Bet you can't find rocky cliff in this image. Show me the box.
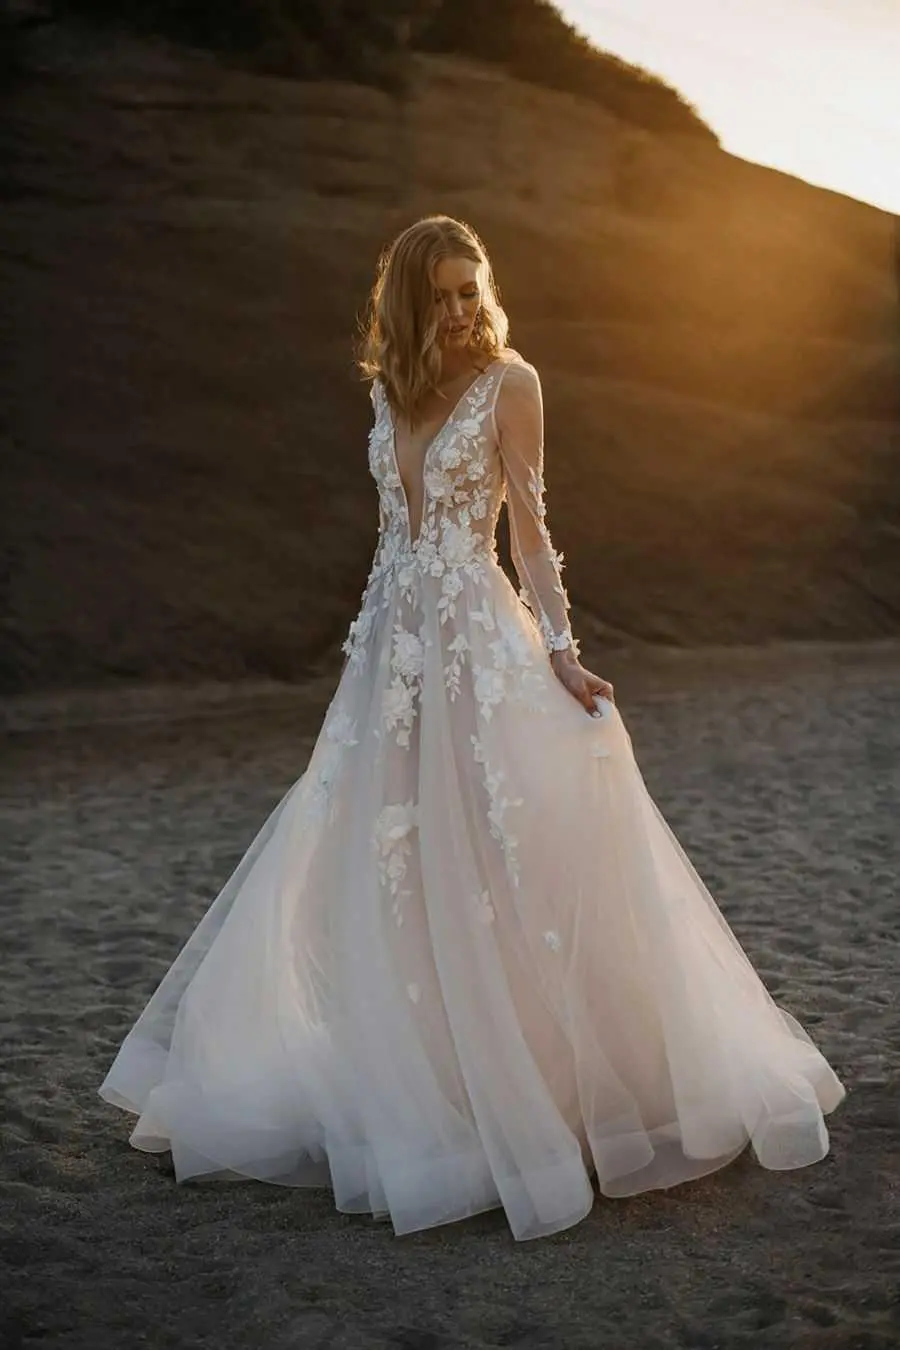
[2,21,898,691]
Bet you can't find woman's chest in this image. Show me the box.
[369,378,502,505]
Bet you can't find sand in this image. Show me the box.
[2,642,899,1349]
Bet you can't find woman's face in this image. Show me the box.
[431,255,481,351]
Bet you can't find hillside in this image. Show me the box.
[1,19,899,693]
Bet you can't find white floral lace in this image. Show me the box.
[306,707,359,823]
[471,732,525,889]
[334,355,581,900]
[372,799,419,927]
[342,356,578,678]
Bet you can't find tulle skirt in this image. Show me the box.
[99,554,846,1240]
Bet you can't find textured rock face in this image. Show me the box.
[2,23,898,692]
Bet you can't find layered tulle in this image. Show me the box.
[99,549,846,1241]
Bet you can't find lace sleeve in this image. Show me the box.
[494,361,579,659]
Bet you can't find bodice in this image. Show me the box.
[367,359,509,573]
[342,352,577,672]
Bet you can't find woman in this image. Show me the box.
[99,215,845,1242]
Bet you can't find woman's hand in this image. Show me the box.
[550,646,615,714]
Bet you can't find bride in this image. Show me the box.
[99,214,846,1242]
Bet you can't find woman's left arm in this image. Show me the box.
[495,361,614,714]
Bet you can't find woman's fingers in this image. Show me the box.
[566,671,594,712]
[580,678,598,712]
[551,658,615,712]
[587,676,615,707]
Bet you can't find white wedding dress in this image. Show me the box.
[99,350,846,1241]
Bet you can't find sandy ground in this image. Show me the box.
[2,642,899,1350]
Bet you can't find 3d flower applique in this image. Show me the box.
[473,663,508,722]
[438,440,463,471]
[589,742,611,759]
[526,463,548,515]
[438,567,466,626]
[444,632,470,699]
[383,619,429,747]
[391,625,425,681]
[470,734,524,886]
[544,623,575,654]
[423,463,455,503]
[325,707,358,748]
[487,636,511,672]
[543,929,562,953]
[455,414,487,442]
[382,677,417,748]
[374,800,418,851]
[442,569,465,600]
[373,801,419,924]
[397,561,418,601]
[305,706,361,822]
[440,519,481,569]
[341,601,376,668]
[470,598,497,633]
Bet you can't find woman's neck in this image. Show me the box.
[438,347,481,384]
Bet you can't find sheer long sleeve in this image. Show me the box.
[495,361,579,659]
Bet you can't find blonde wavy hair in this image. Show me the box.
[357,215,509,426]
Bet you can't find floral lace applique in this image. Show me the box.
[381,620,428,749]
[471,733,524,888]
[346,359,578,706]
[391,371,498,560]
[341,600,376,671]
[341,529,406,673]
[381,678,417,749]
[467,597,549,721]
[306,707,359,823]
[373,799,419,926]
[444,632,470,700]
[470,595,497,634]
[471,663,503,722]
[437,566,464,625]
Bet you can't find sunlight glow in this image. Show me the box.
[557,0,900,215]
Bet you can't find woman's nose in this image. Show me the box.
[446,295,463,319]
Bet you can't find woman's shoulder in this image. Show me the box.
[493,349,541,397]
[493,347,533,370]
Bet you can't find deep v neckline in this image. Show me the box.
[387,359,501,547]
